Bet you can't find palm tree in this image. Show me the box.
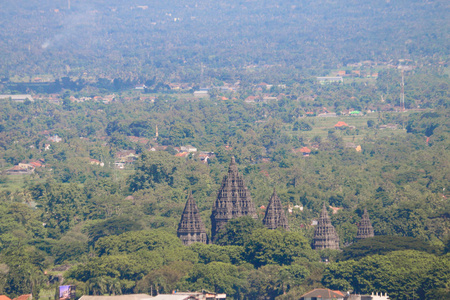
[106,277,122,295]
[88,276,108,295]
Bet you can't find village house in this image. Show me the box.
[300,147,311,157]
[335,121,349,128]
[318,112,337,117]
[317,77,344,84]
[128,136,150,145]
[262,96,278,102]
[299,289,346,300]
[13,294,32,300]
[198,152,215,163]
[47,135,62,143]
[89,159,104,167]
[134,84,146,90]
[244,96,258,103]
[193,90,209,98]
[180,145,197,153]
[5,163,35,175]
[0,94,34,102]
[299,289,389,300]
[149,145,168,151]
[175,152,189,158]
[379,124,398,130]
[0,294,33,300]
[114,150,139,168]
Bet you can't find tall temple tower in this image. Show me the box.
[313,203,340,250]
[263,188,289,230]
[210,157,258,242]
[356,208,374,241]
[177,191,208,245]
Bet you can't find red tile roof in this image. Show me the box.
[300,289,345,300]
[29,161,42,167]
[13,294,32,300]
[300,147,311,153]
[335,121,349,127]
[175,152,189,157]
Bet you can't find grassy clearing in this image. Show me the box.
[0,175,28,192]
[287,113,408,143]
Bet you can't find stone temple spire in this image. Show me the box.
[263,188,289,230]
[177,191,208,246]
[211,157,258,242]
[313,203,340,250]
[356,208,374,241]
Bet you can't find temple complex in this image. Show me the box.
[312,203,340,250]
[356,208,375,241]
[177,191,208,245]
[174,158,371,249]
[210,157,258,242]
[262,188,289,230]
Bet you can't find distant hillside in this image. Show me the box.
[0,0,448,79]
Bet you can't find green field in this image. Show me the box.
[287,112,408,144]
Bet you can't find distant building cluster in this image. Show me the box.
[299,289,389,300]
[4,160,45,175]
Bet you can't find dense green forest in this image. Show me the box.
[0,71,449,298]
[0,0,449,299]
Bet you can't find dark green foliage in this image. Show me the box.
[178,262,248,299]
[135,261,194,295]
[31,182,87,238]
[128,152,180,192]
[0,202,46,250]
[93,230,185,257]
[338,236,438,261]
[323,250,446,300]
[0,246,47,299]
[189,244,245,265]
[293,121,312,131]
[419,254,450,300]
[52,238,88,265]
[215,216,264,246]
[87,217,142,246]
[243,229,319,267]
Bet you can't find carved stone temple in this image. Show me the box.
[356,208,375,241]
[177,191,208,245]
[210,157,258,242]
[262,188,289,230]
[313,203,340,250]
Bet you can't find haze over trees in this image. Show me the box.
[0,0,448,81]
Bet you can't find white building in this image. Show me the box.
[0,94,34,102]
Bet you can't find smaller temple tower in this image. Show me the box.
[356,208,374,241]
[263,188,289,230]
[313,203,340,250]
[177,191,208,245]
